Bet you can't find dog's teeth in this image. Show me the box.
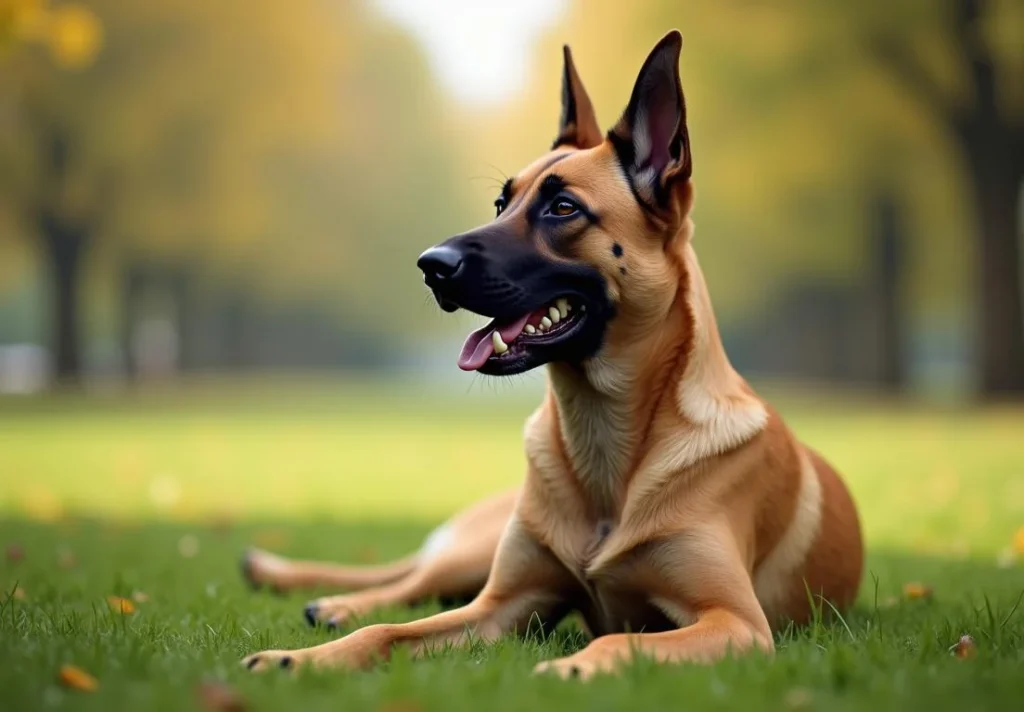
[492,331,509,354]
[525,324,536,334]
[540,316,552,330]
[556,298,569,318]
[548,307,561,324]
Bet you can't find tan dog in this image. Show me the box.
[242,30,863,679]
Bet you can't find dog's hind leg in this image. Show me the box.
[241,548,419,594]
[302,489,517,627]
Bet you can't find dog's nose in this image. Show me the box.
[417,245,464,281]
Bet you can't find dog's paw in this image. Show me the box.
[302,595,361,629]
[240,548,289,594]
[242,649,303,673]
[533,656,605,681]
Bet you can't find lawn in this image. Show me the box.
[1,378,1023,711]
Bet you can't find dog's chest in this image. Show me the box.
[560,520,677,636]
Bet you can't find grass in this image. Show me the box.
[1,378,1023,711]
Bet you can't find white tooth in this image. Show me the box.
[492,331,509,354]
[524,324,536,334]
[541,316,552,330]
[548,307,561,324]
[556,298,569,318]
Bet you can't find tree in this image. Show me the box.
[866,0,1024,396]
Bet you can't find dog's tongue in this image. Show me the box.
[458,314,532,371]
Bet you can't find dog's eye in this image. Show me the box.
[548,198,579,218]
[494,197,507,217]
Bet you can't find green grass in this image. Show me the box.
[1,379,1023,711]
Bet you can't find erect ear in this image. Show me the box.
[552,45,602,150]
[609,30,691,209]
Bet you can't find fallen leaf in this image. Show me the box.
[57,548,77,569]
[902,582,933,600]
[58,664,98,692]
[107,595,136,614]
[784,687,814,710]
[6,544,24,563]
[378,702,424,712]
[951,634,976,659]
[196,681,247,712]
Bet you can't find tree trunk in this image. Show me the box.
[869,192,906,392]
[968,148,1024,397]
[41,223,88,386]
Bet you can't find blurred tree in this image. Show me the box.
[0,1,105,382]
[472,0,1020,396]
[1,0,466,383]
[861,0,1024,396]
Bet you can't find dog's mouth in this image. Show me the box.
[458,297,589,374]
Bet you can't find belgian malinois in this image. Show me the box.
[242,30,863,678]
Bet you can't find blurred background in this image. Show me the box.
[2,0,1023,399]
[0,1,1022,547]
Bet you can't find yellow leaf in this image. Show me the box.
[1013,526,1024,555]
[58,664,98,692]
[902,582,933,600]
[107,595,136,615]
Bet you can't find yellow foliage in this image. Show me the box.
[46,3,102,68]
[58,664,99,692]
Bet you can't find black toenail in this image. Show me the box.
[569,666,581,678]
[246,657,260,670]
[303,603,319,627]
[279,656,293,669]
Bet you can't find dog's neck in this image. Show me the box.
[546,235,767,516]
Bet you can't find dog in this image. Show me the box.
[242,30,863,679]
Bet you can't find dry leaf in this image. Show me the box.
[58,664,98,692]
[57,549,77,569]
[952,634,976,659]
[107,595,136,614]
[784,687,814,710]
[196,681,247,712]
[378,702,424,712]
[6,544,24,563]
[902,582,933,600]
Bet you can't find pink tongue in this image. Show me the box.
[457,314,532,371]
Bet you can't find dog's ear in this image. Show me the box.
[609,30,691,209]
[552,45,602,150]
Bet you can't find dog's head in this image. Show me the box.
[418,31,694,376]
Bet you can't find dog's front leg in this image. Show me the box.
[535,522,774,680]
[243,518,572,672]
